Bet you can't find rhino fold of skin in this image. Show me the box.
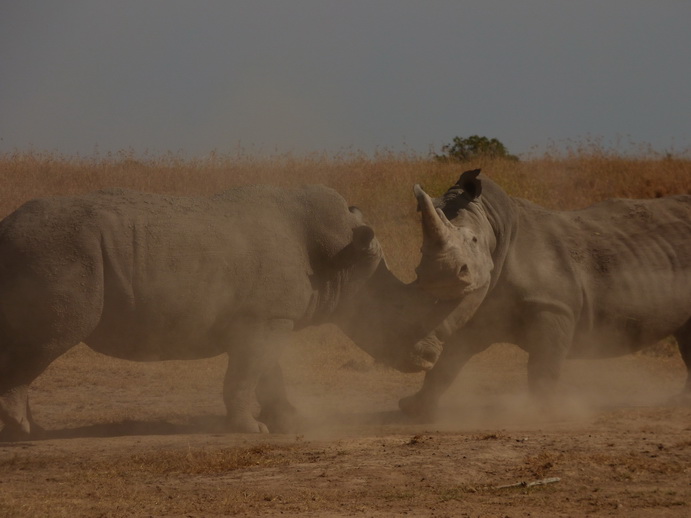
[400,169,691,421]
[0,184,457,438]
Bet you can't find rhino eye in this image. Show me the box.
[472,236,478,243]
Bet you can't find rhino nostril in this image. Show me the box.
[458,264,469,275]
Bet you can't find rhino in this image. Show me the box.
[400,169,691,420]
[0,185,454,439]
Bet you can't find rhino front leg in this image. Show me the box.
[256,362,300,433]
[223,318,294,433]
[400,333,490,422]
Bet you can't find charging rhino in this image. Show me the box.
[401,169,691,420]
[0,185,454,439]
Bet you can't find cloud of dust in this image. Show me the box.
[270,196,690,436]
[431,343,684,432]
[281,336,684,440]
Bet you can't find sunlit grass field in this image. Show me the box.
[2,145,689,281]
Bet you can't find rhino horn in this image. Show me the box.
[414,184,450,247]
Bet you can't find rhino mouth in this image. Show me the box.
[415,276,491,301]
[411,356,437,372]
[393,336,442,373]
[394,359,432,374]
[383,349,438,374]
[420,282,470,300]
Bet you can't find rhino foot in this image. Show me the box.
[0,415,44,442]
[0,422,33,442]
[666,390,691,407]
[399,393,438,423]
[258,402,301,434]
[226,415,270,434]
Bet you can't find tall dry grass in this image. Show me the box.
[1,145,689,279]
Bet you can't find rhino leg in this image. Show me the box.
[672,318,691,404]
[0,385,31,440]
[523,309,574,403]
[399,332,491,422]
[0,338,82,440]
[223,318,294,433]
[0,259,103,439]
[256,362,300,433]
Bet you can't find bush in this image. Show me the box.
[435,135,518,162]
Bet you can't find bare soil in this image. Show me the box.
[1,329,689,517]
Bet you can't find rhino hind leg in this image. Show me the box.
[671,318,691,404]
[0,262,103,439]
[522,308,574,403]
[0,339,82,440]
[0,385,31,441]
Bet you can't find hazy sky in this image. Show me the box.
[2,1,690,158]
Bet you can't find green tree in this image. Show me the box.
[435,135,518,162]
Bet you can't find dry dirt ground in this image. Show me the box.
[1,327,689,517]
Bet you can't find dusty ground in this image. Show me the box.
[1,328,689,517]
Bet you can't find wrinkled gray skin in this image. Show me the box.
[401,169,691,421]
[0,185,453,439]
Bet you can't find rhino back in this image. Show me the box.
[569,195,691,353]
[0,186,353,361]
[503,194,691,356]
[90,188,323,359]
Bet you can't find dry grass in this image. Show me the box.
[1,144,689,280]
[2,416,689,517]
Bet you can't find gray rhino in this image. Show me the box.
[0,185,452,439]
[401,169,691,420]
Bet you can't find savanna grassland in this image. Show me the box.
[0,147,690,517]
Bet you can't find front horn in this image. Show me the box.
[414,184,450,247]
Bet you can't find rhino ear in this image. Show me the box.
[348,205,364,218]
[330,225,378,270]
[348,208,376,250]
[456,169,483,200]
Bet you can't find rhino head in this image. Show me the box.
[384,169,500,354]
[335,257,463,372]
[330,208,459,373]
[413,169,496,301]
[335,174,499,372]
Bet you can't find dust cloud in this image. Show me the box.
[444,341,684,428]
[282,337,686,440]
